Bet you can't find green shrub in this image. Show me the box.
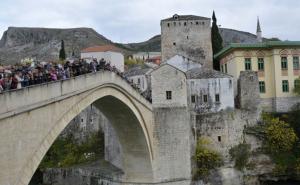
[263,116,298,153]
[194,138,223,179]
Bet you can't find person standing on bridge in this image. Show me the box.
[0,75,3,92]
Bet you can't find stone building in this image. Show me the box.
[161,14,213,69]
[151,55,201,107]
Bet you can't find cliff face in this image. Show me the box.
[0,27,113,64]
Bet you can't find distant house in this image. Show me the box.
[146,56,161,65]
[124,66,152,93]
[81,45,124,72]
[132,52,161,61]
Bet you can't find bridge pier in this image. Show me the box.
[152,107,192,184]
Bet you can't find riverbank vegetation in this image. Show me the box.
[39,131,104,169]
[193,137,223,179]
[247,106,300,176]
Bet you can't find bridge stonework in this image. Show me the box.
[0,71,192,185]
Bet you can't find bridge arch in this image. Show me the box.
[0,72,154,185]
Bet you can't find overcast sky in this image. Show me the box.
[0,0,299,43]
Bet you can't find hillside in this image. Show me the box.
[0,27,115,64]
[120,35,161,52]
[122,28,267,52]
[0,26,271,64]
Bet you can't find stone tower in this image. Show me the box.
[238,71,260,110]
[256,17,262,42]
[161,14,213,69]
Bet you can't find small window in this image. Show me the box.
[81,118,84,122]
[173,42,176,46]
[218,136,221,142]
[90,119,93,123]
[184,22,187,26]
[166,91,172,100]
[196,21,199,25]
[259,81,266,93]
[187,36,189,39]
[225,64,228,73]
[293,56,299,70]
[203,95,208,103]
[215,94,220,102]
[191,22,193,25]
[282,80,289,92]
[191,95,196,103]
[221,65,224,72]
[281,57,288,70]
[167,23,170,27]
[294,79,300,89]
[258,58,264,71]
[244,58,252,70]
[138,78,141,84]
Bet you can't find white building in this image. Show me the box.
[186,68,234,113]
[151,55,234,113]
[124,66,152,93]
[81,45,124,72]
[132,52,161,61]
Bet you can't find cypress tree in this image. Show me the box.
[211,11,223,70]
[59,40,66,60]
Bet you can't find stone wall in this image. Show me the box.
[193,109,259,161]
[152,107,191,184]
[43,164,190,185]
[151,65,187,108]
[161,17,213,69]
[238,71,260,111]
[259,98,275,112]
[275,96,300,112]
[258,94,300,113]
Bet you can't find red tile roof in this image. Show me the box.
[148,56,161,60]
[81,45,121,53]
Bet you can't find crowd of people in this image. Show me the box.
[0,59,145,98]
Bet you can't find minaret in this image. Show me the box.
[256,17,262,42]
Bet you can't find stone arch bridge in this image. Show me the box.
[0,71,191,185]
